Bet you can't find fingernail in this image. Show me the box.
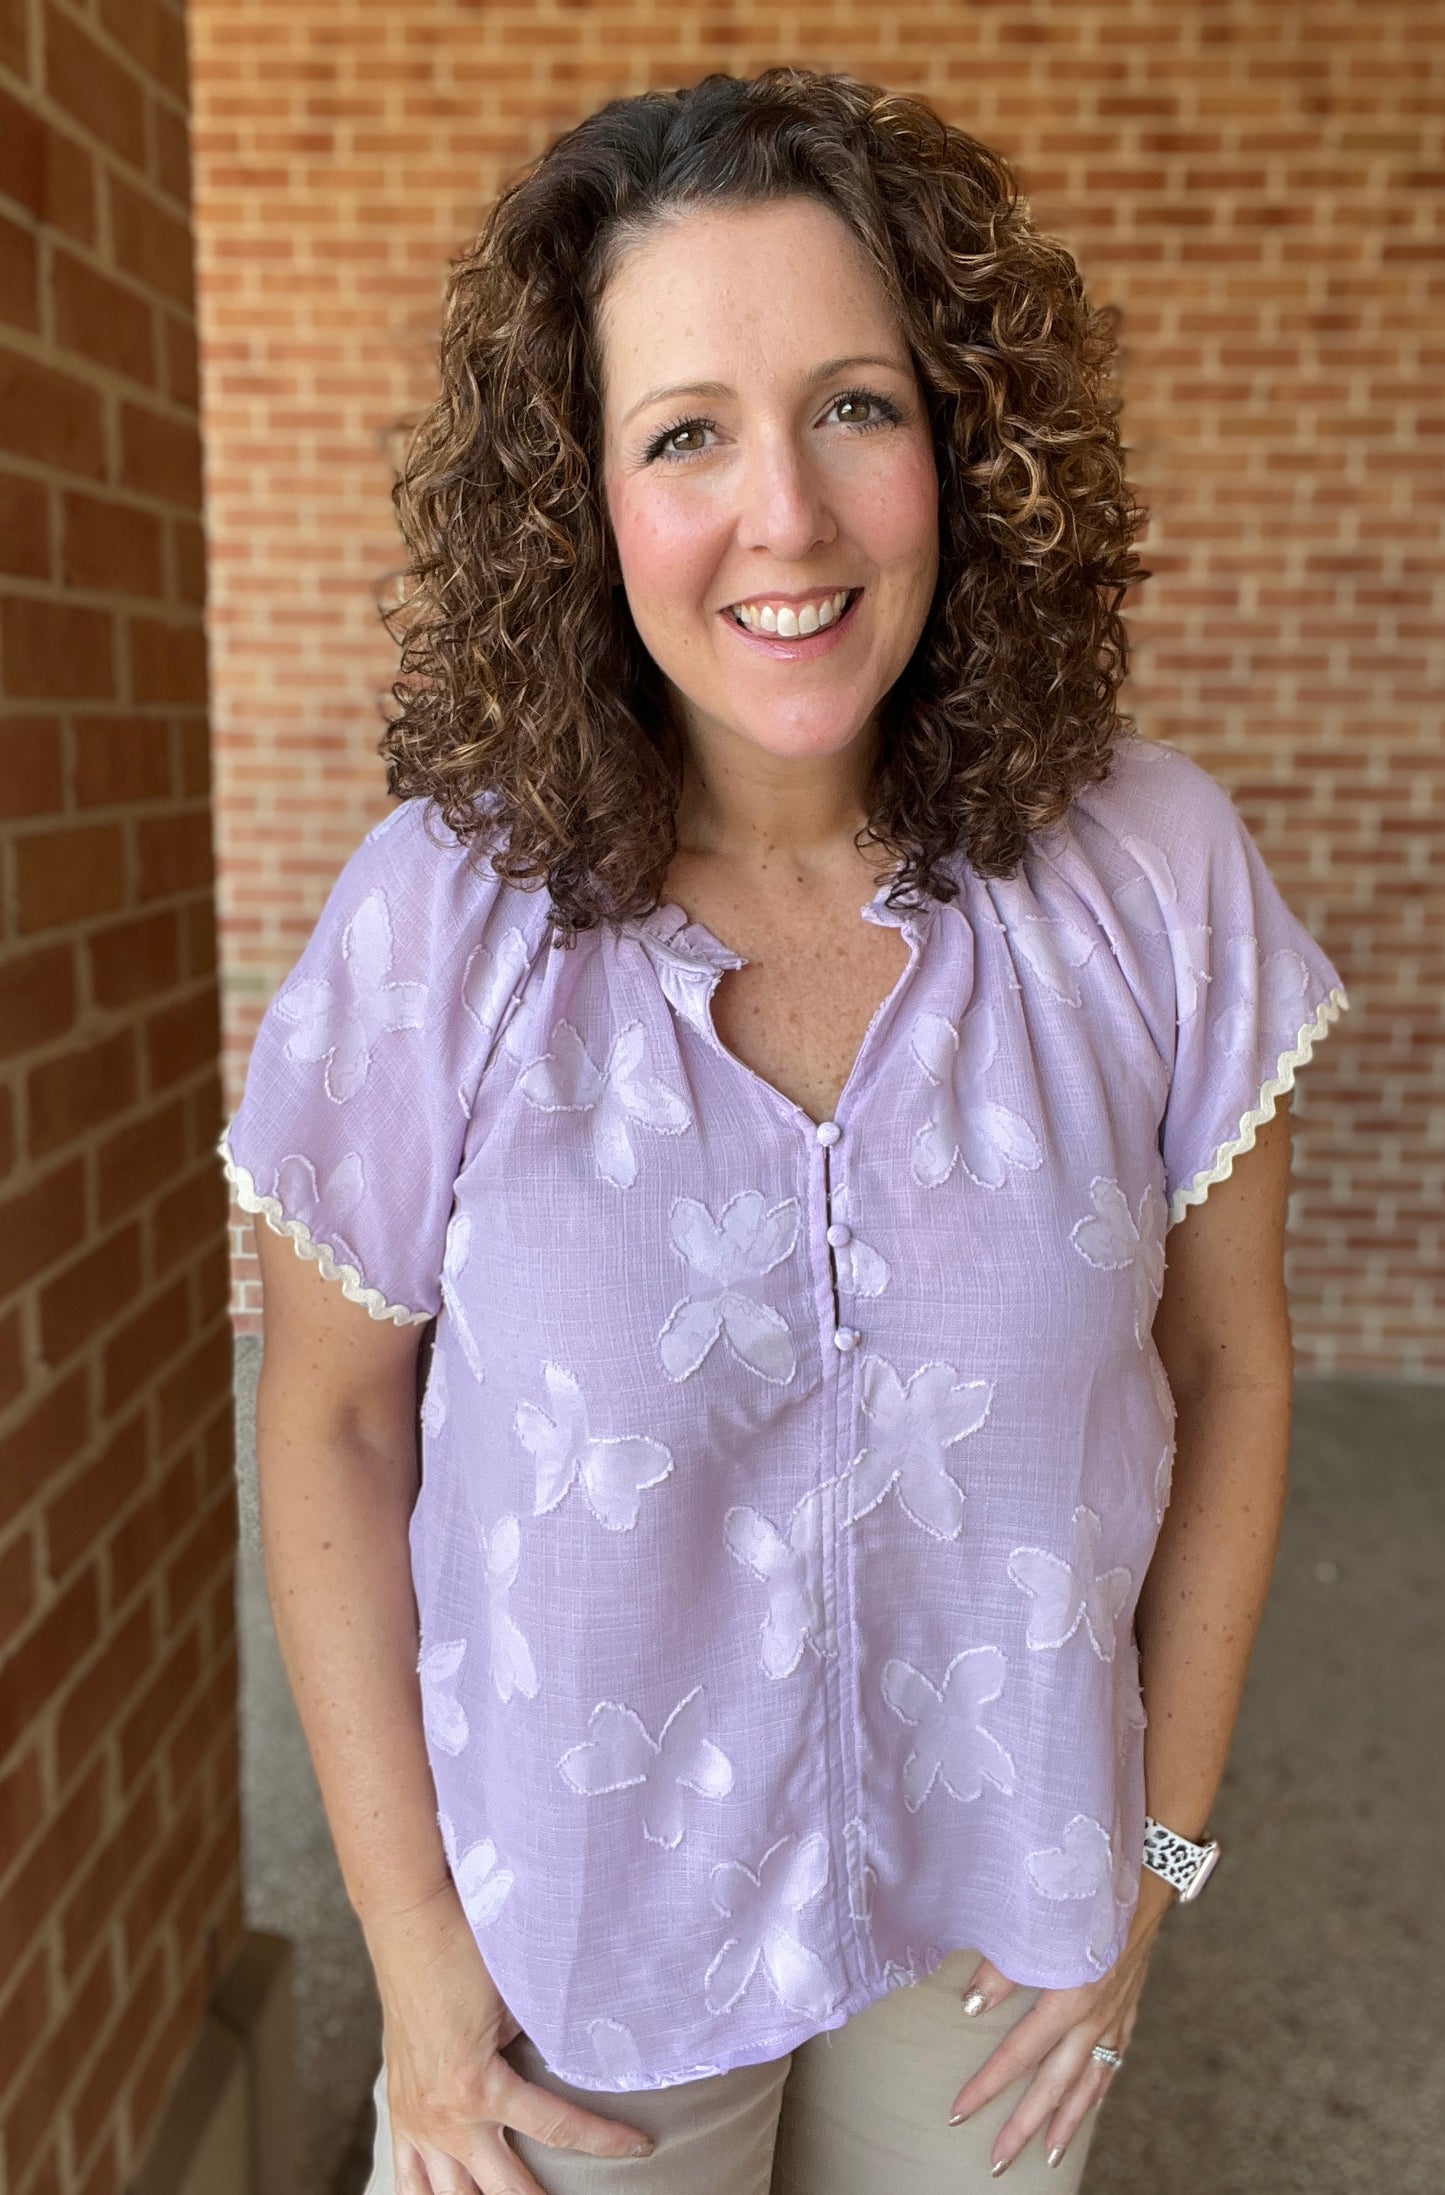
[630,2139,655,2157]
[960,1988,988,2016]
[991,2159,1012,2179]
[948,2108,969,2126]
[1048,2146,1067,2168]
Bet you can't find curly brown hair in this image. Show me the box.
[381,66,1151,942]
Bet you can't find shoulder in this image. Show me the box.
[1066,735,1239,864]
[321,797,553,960]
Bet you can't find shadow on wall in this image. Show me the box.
[232,1343,1443,2195]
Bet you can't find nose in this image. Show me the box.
[734,422,838,562]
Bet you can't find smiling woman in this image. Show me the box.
[220,65,1347,2195]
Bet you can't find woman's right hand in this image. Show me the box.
[364,1879,656,2194]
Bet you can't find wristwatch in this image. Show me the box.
[1142,1814,1222,1901]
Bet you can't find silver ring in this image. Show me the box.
[1091,2043,1125,2068]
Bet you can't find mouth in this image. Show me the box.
[720,587,864,644]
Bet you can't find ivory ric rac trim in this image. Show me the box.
[217,1127,431,1327]
[1168,985,1349,1227]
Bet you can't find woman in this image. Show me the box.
[223,70,1348,2195]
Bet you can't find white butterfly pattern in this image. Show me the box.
[474,1512,538,1704]
[1217,938,1313,1064]
[587,2019,645,2086]
[989,880,1098,1007]
[1070,1177,1167,1348]
[517,1019,692,1189]
[515,1363,674,1532]
[880,1647,1016,1808]
[910,1003,1044,1190]
[419,1339,448,1438]
[441,1211,486,1383]
[557,1686,734,1849]
[658,1191,800,1385]
[438,1810,514,1932]
[418,1638,469,1757]
[842,1355,994,1542]
[1026,1814,1131,1970]
[1115,836,1212,1022]
[704,1833,842,2021]
[1007,1508,1133,1660]
[724,1481,839,1678]
[272,887,427,1104]
[274,1149,365,1272]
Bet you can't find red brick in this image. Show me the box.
[128,615,208,704]
[73,713,171,806]
[177,717,210,799]
[46,1412,148,1586]
[153,101,193,208]
[109,173,195,308]
[43,5,147,169]
[14,821,125,933]
[100,0,190,107]
[108,1448,196,1612]
[0,1522,36,1654]
[136,806,212,898]
[116,1630,198,1798]
[0,469,50,578]
[172,515,205,602]
[0,1301,22,1410]
[64,492,167,597]
[0,1746,47,1900]
[0,1561,100,1759]
[118,402,202,503]
[0,1759,104,2017]
[155,1317,229,1457]
[0,715,64,819]
[154,1162,224,1275]
[101,1277,189,1415]
[1,596,114,699]
[88,907,181,1010]
[0,1157,86,1303]
[3,1931,114,2181]
[164,312,199,407]
[59,1777,160,1987]
[0,206,39,332]
[181,897,218,982]
[0,348,105,477]
[56,1598,157,1785]
[0,1085,13,1180]
[0,940,76,1061]
[96,1093,186,1223]
[0,1943,52,2101]
[144,986,219,1091]
[0,1360,87,1536]
[27,1028,138,1158]
[52,252,156,387]
[0,0,28,75]
[38,1221,143,1373]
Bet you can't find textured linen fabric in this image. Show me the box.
[221,733,1348,2093]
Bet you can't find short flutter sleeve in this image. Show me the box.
[220,801,544,1323]
[1080,741,1349,1229]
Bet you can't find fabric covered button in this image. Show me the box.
[826,1223,852,1248]
[815,1119,841,1145]
[832,1326,861,1352]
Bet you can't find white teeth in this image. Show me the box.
[731,588,854,635]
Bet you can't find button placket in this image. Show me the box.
[814,1119,860,1354]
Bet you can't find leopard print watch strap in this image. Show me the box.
[1142,1814,1222,1900]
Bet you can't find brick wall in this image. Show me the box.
[191,2,1444,1375]
[0,3,243,2190]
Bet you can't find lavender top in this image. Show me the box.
[222,735,1347,2092]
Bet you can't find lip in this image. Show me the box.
[717,588,863,659]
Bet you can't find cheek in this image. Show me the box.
[610,488,720,625]
[857,441,940,580]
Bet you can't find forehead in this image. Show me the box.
[594,197,904,403]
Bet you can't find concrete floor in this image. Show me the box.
[231,1344,1444,2194]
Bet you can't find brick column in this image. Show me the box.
[0,3,244,2190]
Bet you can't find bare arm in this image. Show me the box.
[251,1223,451,1951]
[1137,1097,1298,1846]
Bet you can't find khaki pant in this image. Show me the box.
[363,1950,1106,2193]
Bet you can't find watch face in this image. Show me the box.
[1179,1841,1221,1902]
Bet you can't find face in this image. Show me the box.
[597,197,940,801]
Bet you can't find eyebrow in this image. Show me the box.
[619,353,912,429]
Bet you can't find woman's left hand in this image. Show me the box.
[947,1867,1175,2176]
